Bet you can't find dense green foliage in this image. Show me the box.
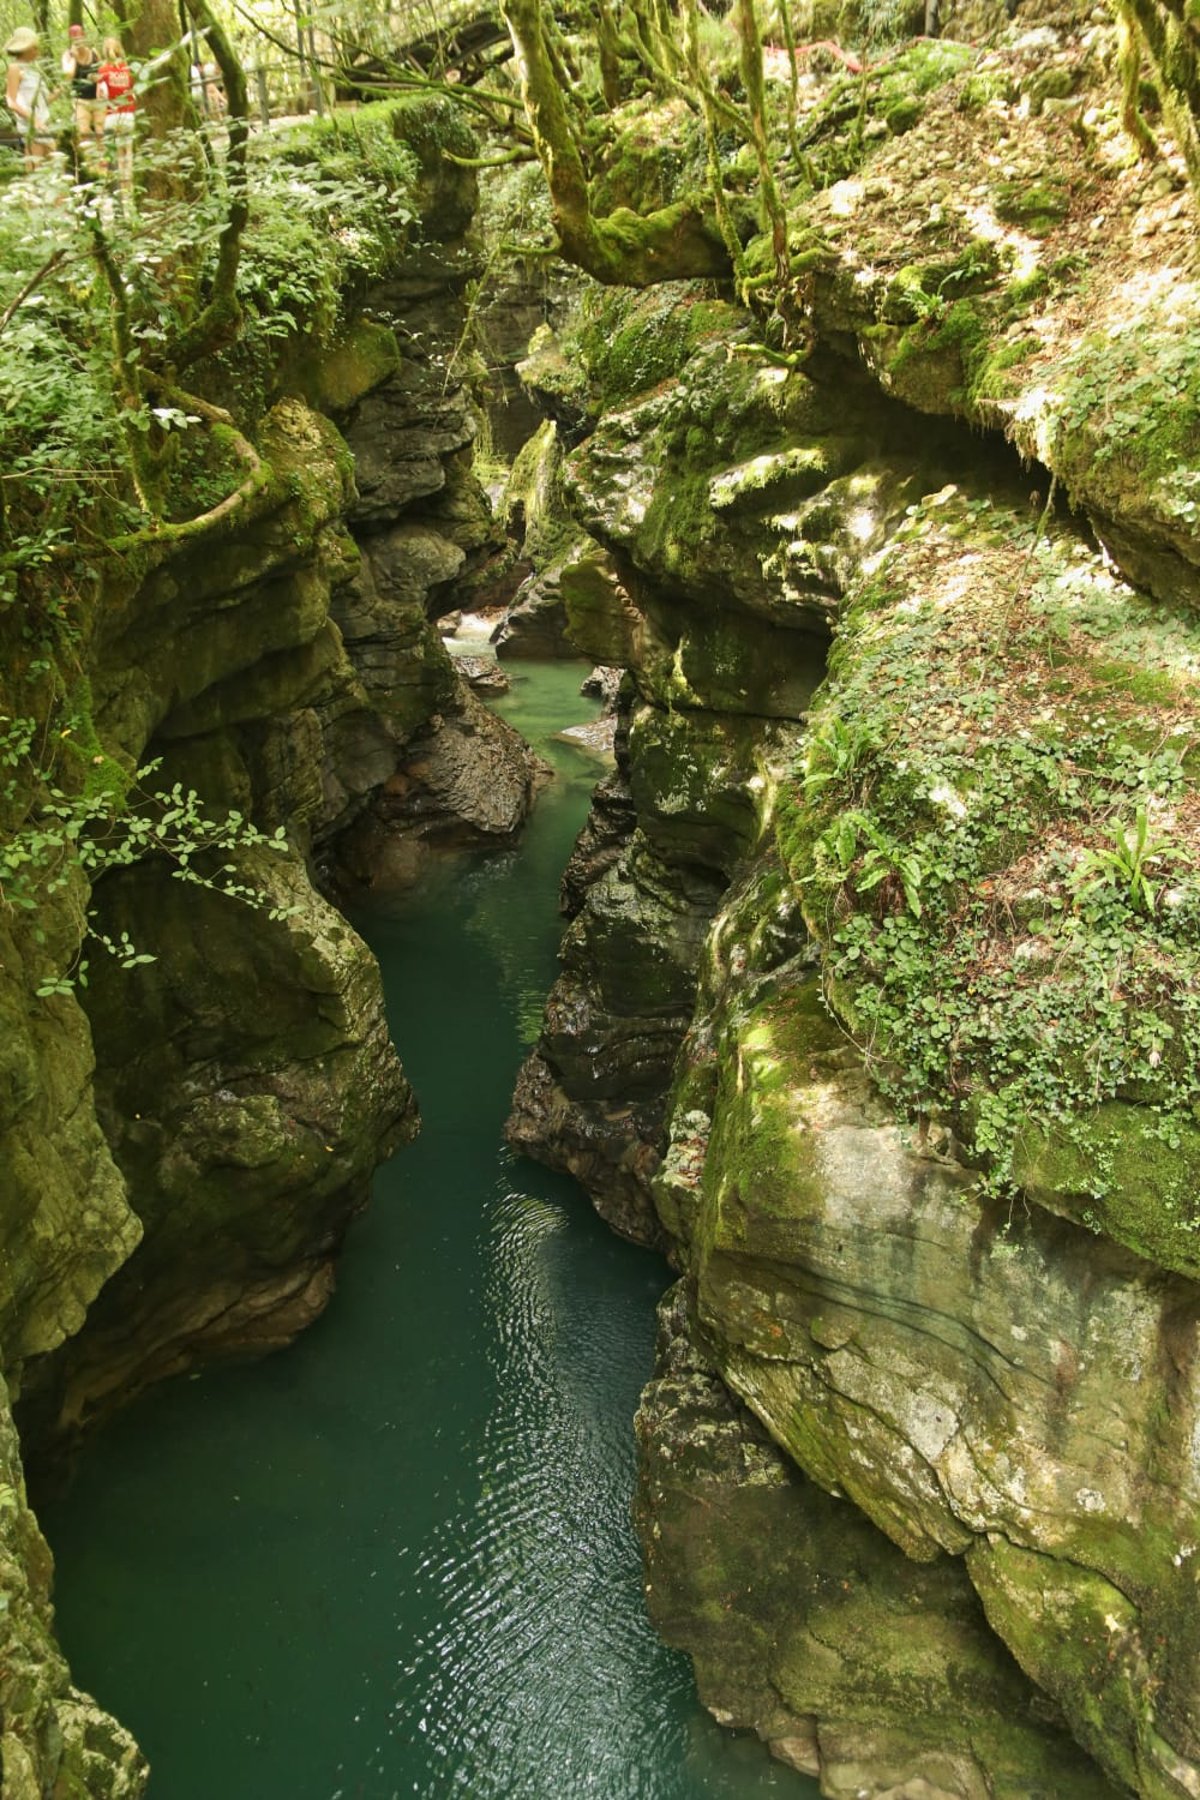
[0,96,428,985]
[784,492,1200,1248]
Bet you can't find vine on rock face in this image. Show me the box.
[0,712,297,997]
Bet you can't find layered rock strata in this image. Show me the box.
[510,27,1200,1784]
[0,97,542,1791]
[636,1289,1124,1800]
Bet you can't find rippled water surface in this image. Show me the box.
[44,660,817,1800]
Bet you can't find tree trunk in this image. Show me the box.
[500,0,730,285]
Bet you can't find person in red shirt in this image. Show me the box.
[95,36,135,201]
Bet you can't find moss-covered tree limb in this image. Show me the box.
[1117,4,1158,157]
[86,217,158,517]
[124,0,191,154]
[443,144,536,168]
[169,0,249,370]
[108,387,268,551]
[682,0,750,286]
[736,0,789,283]
[225,0,526,123]
[1117,0,1200,185]
[500,0,730,285]
[774,0,807,173]
[627,0,686,96]
[596,0,627,107]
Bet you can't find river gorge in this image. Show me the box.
[5,9,1200,1796]
[41,659,812,1799]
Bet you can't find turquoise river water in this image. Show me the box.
[43,660,818,1800]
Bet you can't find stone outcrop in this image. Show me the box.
[636,1290,1124,1800]
[0,1373,146,1800]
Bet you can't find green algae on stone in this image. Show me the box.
[1012,1103,1200,1277]
[661,943,1200,1794]
[992,177,1071,236]
[288,318,402,417]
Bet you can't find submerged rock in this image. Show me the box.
[554,715,616,760]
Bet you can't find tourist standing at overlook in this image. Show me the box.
[61,23,101,151]
[5,27,53,169]
[96,37,135,202]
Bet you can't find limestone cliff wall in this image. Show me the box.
[0,99,546,1792]
[508,16,1200,1796]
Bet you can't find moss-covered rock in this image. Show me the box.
[775,481,1200,1284]
[0,1373,146,1798]
[288,318,402,417]
[636,1290,1123,1800]
[653,908,1200,1796]
[761,22,1200,607]
[563,305,954,703]
[0,918,141,1377]
[22,847,415,1442]
[0,113,500,1798]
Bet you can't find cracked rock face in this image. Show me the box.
[635,1289,1122,1800]
[661,935,1200,1800]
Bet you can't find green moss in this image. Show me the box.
[1025,66,1078,111]
[1004,267,1050,308]
[288,318,400,416]
[627,708,766,875]
[1050,318,1200,540]
[884,298,989,408]
[1012,1103,1200,1275]
[968,1540,1144,1796]
[972,334,1039,404]
[884,97,923,134]
[777,485,1200,1276]
[580,285,742,408]
[504,418,583,570]
[958,67,1018,111]
[992,177,1071,236]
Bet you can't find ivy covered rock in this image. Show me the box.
[781,482,1200,1279]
